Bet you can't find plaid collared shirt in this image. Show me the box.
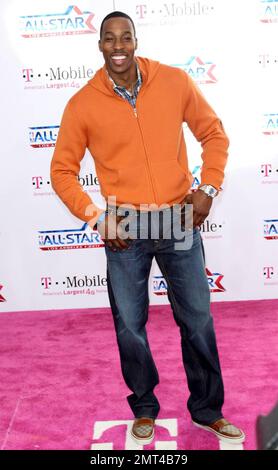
[107,61,142,109]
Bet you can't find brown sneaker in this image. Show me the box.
[131,417,155,445]
[193,418,245,444]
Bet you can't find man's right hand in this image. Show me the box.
[97,213,132,250]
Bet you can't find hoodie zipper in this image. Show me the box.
[131,104,158,204]
[105,86,158,204]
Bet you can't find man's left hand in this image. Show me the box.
[184,190,213,228]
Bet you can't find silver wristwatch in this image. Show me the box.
[198,184,218,198]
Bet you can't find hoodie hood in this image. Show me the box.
[88,56,161,95]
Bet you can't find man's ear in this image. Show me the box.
[98,39,102,52]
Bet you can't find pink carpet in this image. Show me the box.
[0,299,277,450]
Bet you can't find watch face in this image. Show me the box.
[200,185,217,197]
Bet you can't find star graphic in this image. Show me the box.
[185,56,217,83]
[0,284,6,302]
[206,269,225,292]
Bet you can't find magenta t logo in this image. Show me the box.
[22,68,33,82]
[259,54,270,67]
[136,4,147,19]
[41,277,52,289]
[261,164,272,177]
[263,267,274,279]
[32,176,43,189]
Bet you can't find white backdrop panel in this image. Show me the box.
[1,0,277,312]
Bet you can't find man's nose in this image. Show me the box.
[114,37,124,49]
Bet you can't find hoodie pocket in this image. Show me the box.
[116,164,152,205]
[151,159,190,204]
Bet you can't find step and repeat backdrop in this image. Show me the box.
[0,0,277,312]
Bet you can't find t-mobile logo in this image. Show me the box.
[136,4,147,19]
[22,68,34,82]
[263,267,274,280]
[261,164,272,177]
[41,277,52,289]
[91,418,178,450]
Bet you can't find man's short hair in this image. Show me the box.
[99,11,136,38]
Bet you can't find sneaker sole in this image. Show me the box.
[192,421,246,445]
[130,428,155,446]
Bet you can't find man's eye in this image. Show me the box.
[105,37,113,41]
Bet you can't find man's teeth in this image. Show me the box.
[112,55,126,59]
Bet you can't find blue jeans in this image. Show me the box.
[104,206,224,424]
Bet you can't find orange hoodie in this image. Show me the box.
[50,56,229,225]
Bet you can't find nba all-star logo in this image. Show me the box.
[259,0,278,23]
[19,5,97,38]
[264,219,278,239]
[206,269,225,292]
[153,270,225,294]
[191,165,201,189]
[0,284,6,302]
[174,57,217,84]
[153,275,168,295]
[29,125,59,148]
[38,223,104,250]
[262,113,278,135]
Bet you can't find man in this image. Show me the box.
[50,11,245,446]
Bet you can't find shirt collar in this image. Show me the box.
[106,61,142,95]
